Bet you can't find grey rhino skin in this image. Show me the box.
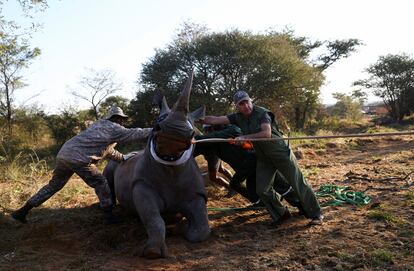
[104,72,210,259]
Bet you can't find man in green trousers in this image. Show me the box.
[200,90,323,226]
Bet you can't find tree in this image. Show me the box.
[315,39,362,71]
[44,107,82,146]
[0,28,41,135]
[354,54,414,121]
[0,0,48,137]
[71,68,123,120]
[13,105,48,144]
[137,23,360,130]
[330,92,363,121]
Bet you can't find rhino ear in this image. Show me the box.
[172,70,194,114]
[189,105,205,123]
[152,90,170,115]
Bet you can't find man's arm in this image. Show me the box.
[236,123,272,140]
[202,116,230,125]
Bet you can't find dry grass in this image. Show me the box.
[1,133,414,270]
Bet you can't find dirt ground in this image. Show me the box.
[1,136,413,271]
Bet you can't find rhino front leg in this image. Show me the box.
[182,195,210,242]
[132,184,167,259]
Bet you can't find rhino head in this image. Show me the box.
[152,71,205,159]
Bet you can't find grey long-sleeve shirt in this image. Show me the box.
[56,119,152,164]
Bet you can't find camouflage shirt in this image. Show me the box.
[56,119,152,164]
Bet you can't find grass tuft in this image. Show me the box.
[367,210,405,225]
[370,249,394,266]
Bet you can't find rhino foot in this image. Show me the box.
[185,226,210,243]
[142,244,168,259]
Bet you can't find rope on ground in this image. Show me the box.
[208,184,371,212]
[315,184,371,207]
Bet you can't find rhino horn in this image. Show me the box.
[189,105,205,123]
[152,91,170,115]
[172,70,194,114]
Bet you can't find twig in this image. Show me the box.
[345,170,414,183]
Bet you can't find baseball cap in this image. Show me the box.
[233,90,251,105]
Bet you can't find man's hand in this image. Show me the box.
[234,136,248,145]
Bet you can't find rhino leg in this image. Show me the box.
[181,195,210,242]
[132,184,167,259]
[102,161,118,205]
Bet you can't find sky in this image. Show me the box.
[4,0,414,113]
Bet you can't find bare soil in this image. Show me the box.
[1,136,413,271]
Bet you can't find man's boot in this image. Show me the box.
[269,207,292,227]
[103,207,122,225]
[11,203,33,223]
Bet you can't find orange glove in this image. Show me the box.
[241,141,253,150]
[228,138,253,150]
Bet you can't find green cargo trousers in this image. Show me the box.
[256,149,321,221]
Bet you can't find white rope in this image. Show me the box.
[193,130,414,144]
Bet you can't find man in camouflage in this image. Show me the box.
[200,91,323,226]
[11,106,152,224]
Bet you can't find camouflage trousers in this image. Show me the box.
[27,159,113,209]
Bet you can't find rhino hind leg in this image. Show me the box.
[182,195,210,242]
[132,184,167,259]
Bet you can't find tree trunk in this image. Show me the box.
[5,84,12,136]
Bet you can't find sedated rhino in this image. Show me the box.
[104,72,210,259]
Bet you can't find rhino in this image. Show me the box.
[103,72,210,259]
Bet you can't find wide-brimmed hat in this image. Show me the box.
[105,106,128,119]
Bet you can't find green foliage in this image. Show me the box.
[369,249,394,266]
[136,23,360,130]
[355,54,414,121]
[0,25,41,135]
[316,39,363,71]
[307,114,369,134]
[99,95,130,117]
[365,126,398,134]
[127,90,157,128]
[12,106,49,146]
[44,108,83,146]
[329,92,364,121]
[367,210,405,225]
